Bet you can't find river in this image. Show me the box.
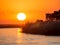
[0,28,60,45]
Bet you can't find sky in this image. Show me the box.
[0,0,60,24]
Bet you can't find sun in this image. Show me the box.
[17,13,26,21]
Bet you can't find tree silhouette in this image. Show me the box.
[46,10,60,21]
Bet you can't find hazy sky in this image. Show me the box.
[0,0,60,24]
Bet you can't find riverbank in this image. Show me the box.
[22,21,60,36]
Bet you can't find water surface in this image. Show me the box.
[0,28,60,45]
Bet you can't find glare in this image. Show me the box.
[17,13,26,21]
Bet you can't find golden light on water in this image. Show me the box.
[17,28,23,37]
[17,28,23,43]
[18,28,22,33]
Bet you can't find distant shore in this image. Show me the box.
[0,24,22,28]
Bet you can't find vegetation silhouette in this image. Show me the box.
[22,10,60,36]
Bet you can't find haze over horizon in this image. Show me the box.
[0,0,60,24]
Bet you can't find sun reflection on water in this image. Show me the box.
[17,28,23,43]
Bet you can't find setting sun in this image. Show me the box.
[17,13,26,21]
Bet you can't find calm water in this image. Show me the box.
[0,28,60,45]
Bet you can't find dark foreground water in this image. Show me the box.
[0,28,60,45]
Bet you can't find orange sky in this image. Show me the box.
[0,0,60,24]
